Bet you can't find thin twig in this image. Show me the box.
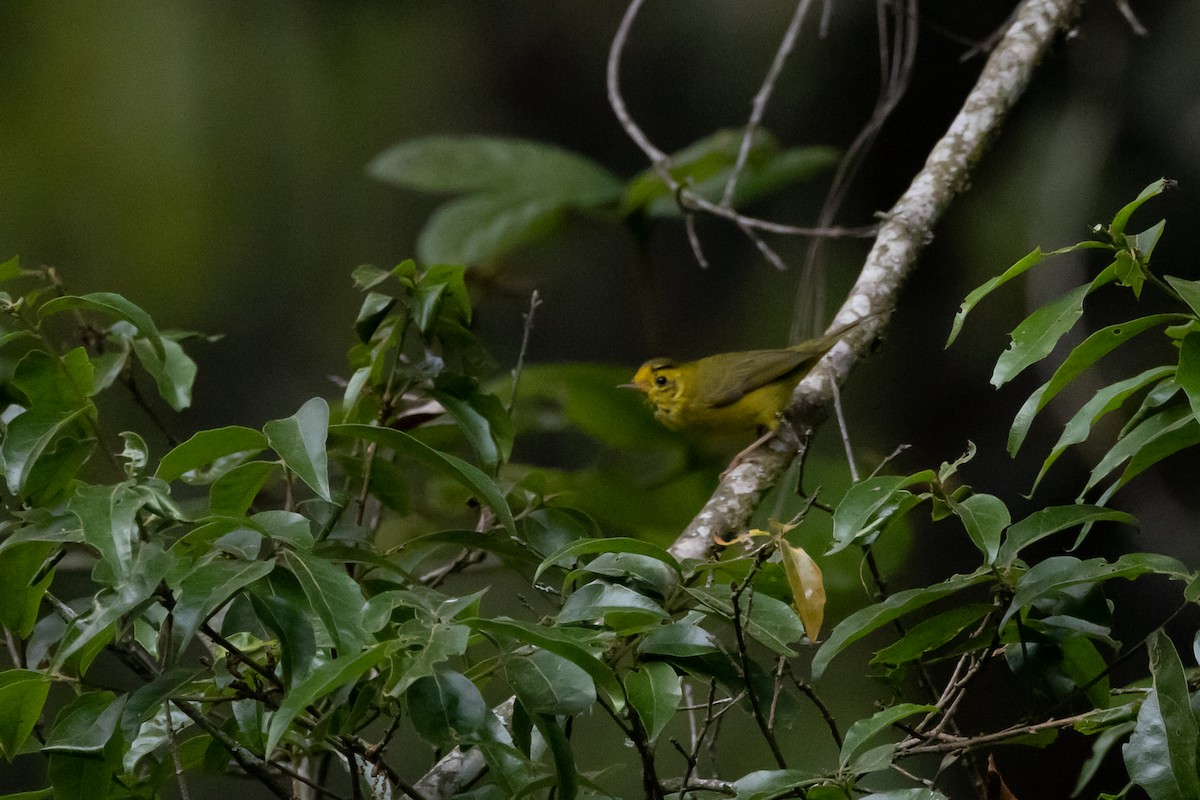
[507,289,542,415]
[721,0,816,207]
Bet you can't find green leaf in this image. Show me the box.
[1082,406,1196,497]
[2,407,92,497]
[1176,331,1200,424]
[624,662,681,744]
[828,471,935,555]
[840,703,938,770]
[1003,554,1189,627]
[1165,274,1200,318]
[368,136,622,201]
[248,590,317,688]
[264,643,392,758]
[263,397,332,502]
[431,383,514,472]
[131,335,197,411]
[997,505,1138,566]
[402,529,540,575]
[870,604,994,668]
[12,348,94,411]
[1008,314,1187,455]
[169,559,274,657]
[1123,631,1200,800]
[44,692,125,755]
[558,580,669,630]
[465,617,623,712]
[46,753,113,800]
[155,426,269,483]
[0,254,20,282]
[40,292,165,360]
[992,283,1090,388]
[417,194,566,266]
[0,542,56,637]
[0,670,50,760]
[505,648,596,716]
[685,586,805,657]
[208,460,278,514]
[812,568,991,679]
[948,248,1049,347]
[638,620,721,658]
[330,423,516,536]
[405,668,488,747]
[947,492,1008,564]
[534,537,680,584]
[278,548,372,655]
[1110,178,1170,239]
[532,713,579,800]
[1030,367,1175,495]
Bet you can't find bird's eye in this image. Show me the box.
[654,375,668,387]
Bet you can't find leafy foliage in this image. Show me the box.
[3,177,1200,800]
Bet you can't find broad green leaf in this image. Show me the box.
[1082,406,1195,497]
[0,789,54,800]
[624,662,681,744]
[1123,631,1199,800]
[812,568,991,679]
[1102,419,1200,503]
[505,649,596,716]
[1008,314,1186,455]
[263,397,332,502]
[686,586,805,656]
[169,559,274,657]
[278,548,372,655]
[117,431,148,477]
[465,617,623,712]
[131,336,197,411]
[44,692,125,755]
[870,604,994,668]
[432,383,514,472]
[534,537,680,584]
[573,551,679,598]
[947,492,1008,565]
[46,753,113,800]
[155,426,268,483]
[119,666,201,739]
[1073,722,1138,796]
[12,348,94,411]
[0,670,50,760]
[828,471,935,554]
[2,407,91,497]
[1176,331,1200,424]
[997,505,1138,566]
[1031,367,1174,495]
[369,136,622,201]
[638,620,721,658]
[1165,274,1200,318]
[558,580,668,632]
[405,668,488,747]
[0,541,55,637]
[248,590,317,688]
[40,292,165,360]
[417,194,565,267]
[386,620,470,697]
[1060,635,1110,709]
[840,703,938,770]
[991,283,1090,388]
[264,643,392,757]
[330,423,516,536]
[208,460,278,514]
[1109,178,1169,239]
[67,482,150,582]
[0,254,20,281]
[1002,554,1189,627]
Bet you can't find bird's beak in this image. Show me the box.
[618,382,646,392]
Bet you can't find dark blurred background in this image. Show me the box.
[2,1,1198,797]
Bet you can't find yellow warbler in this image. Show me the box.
[622,318,866,434]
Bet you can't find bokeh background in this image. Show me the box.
[2,1,1199,797]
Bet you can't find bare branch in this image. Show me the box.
[669,0,1086,562]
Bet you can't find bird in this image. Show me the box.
[622,316,869,441]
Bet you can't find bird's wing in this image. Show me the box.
[693,349,815,408]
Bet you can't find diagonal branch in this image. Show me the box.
[668,0,1087,562]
